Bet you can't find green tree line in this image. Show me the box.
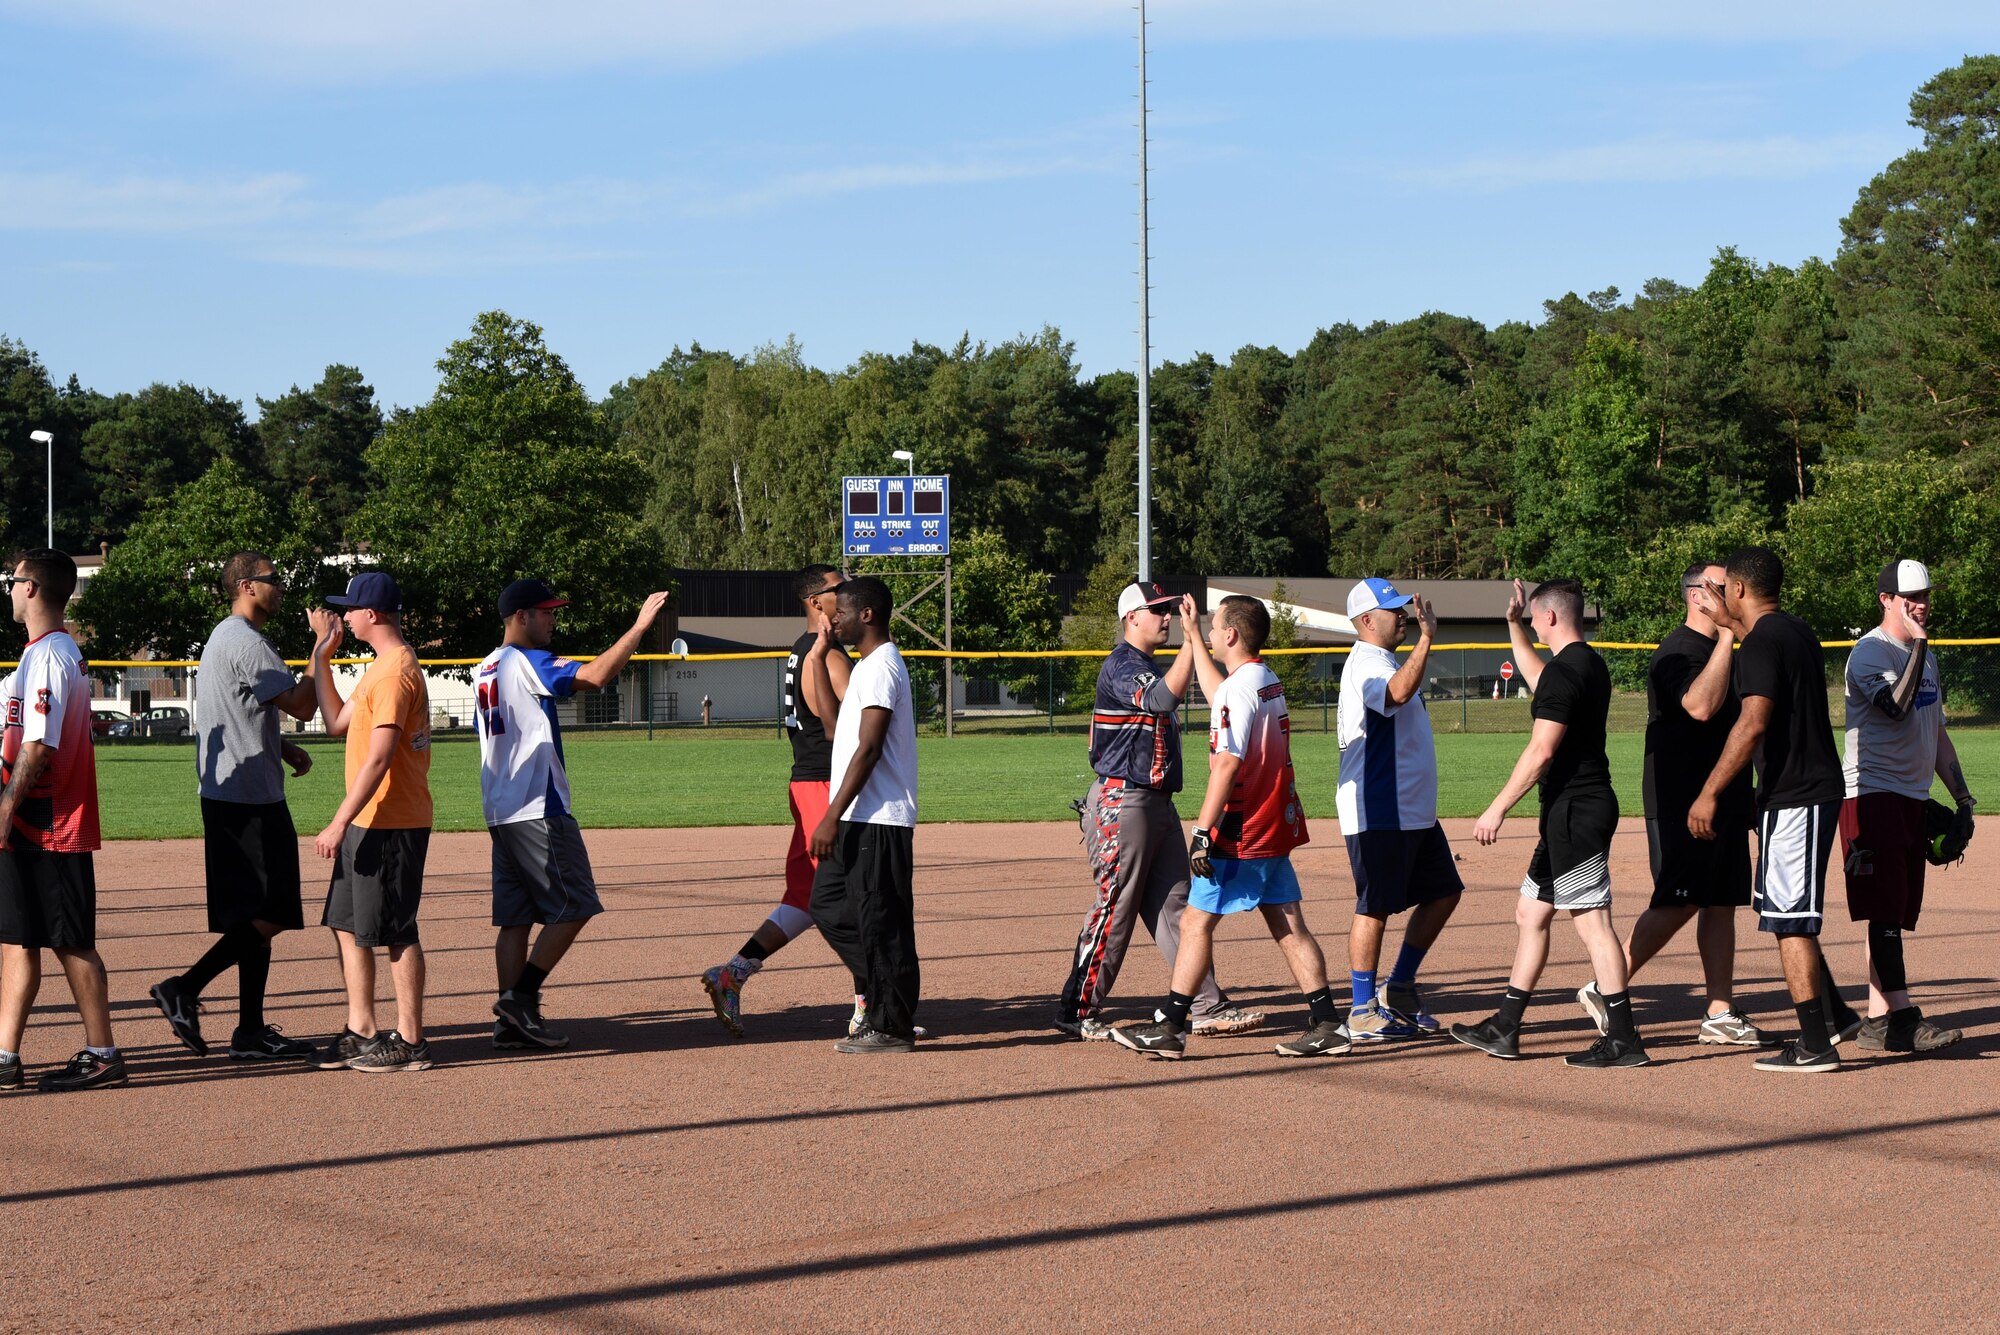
[3,56,1996,661]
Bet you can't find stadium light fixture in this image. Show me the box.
[891,449,915,477]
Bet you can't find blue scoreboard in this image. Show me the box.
[843,474,950,557]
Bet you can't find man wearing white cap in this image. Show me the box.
[1054,580,1261,1040]
[1335,578,1461,1040]
[1839,558,1974,1053]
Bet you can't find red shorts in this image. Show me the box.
[783,780,833,911]
[1839,792,1927,930]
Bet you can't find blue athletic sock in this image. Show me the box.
[1350,970,1376,1010]
[1388,943,1428,988]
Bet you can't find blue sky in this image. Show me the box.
[1,1,1994,414]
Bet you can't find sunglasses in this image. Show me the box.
[241,574,284,588]
[0,575,33,593]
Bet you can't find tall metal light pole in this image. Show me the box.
[1135,0,1153,583]
[29,430,53,549]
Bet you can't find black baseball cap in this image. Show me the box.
[499,578,570,618]
[324,572,402,613]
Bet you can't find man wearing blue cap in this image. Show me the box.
[475,578,669,1050]
[1336,578,1461,1041]
[306,572,436,1073]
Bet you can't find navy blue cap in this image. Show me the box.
[499,578,570,618]
[324,571,402,613]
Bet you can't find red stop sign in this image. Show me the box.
[1500,661,1515,681]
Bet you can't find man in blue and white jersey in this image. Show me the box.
[1335,578,1461,1040]
[475,579,668,1050]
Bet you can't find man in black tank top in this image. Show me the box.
[700,565,869,1036]
[1452,578,1648,1068]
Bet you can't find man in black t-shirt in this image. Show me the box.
[700,564,868,1036]
[1452,578,1648,1068]
[1575,560,1773,1048]
[1691,546,1862,1074]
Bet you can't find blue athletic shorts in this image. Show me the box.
[1189,855,1302,915]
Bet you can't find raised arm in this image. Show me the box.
[271,658,321,723]
[1178,596,1226,704]
[1505,579,1549,692]
[307,608,355,736]
[1681,627,1735,722]
[1385,596,1437,707]
[1473,717,1567,845]
[575,591,671,693]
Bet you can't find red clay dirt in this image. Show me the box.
[5,818,1998,1333]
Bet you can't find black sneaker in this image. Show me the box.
[492,1020,532,1050]
[834,1027,917,1054]
[229,1025,316,1061]
[150,977,208,1056]
[1856,1014,1891,1051]
[347,1030,434,1073]
[1753,1040,1840,1073]
[1110,1019,1186,1060]
[493,992,570,1050]
[315,1028,376,1070]
[0,1052,21,1091]
[1450,1016,1521,1059]
[1885,1005,1962,1053]
[38,1049,129,1092]
[1275,1020,1352,1058]
[1564,1034,1651,1069]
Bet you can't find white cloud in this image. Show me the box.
[0,170,310,231]
[3,0,1994,83]
[1400,131,1911,192]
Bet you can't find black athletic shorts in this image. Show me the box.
[323,825,429,948]
[1645,816,1752,910]
[1345,825,1464,917]
[0,840,97,950]
[1520,789,1618,911]
[202,797,305,933]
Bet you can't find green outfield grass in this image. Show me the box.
[92,728,2000,841]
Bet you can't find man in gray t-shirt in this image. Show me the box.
[1837,558,1976,1054]
[148,552,324,1063]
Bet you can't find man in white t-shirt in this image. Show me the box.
[475,579,668,1050]
[1335,578,1461,1041]
[803,576,921,1053]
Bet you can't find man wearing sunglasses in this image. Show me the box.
[0,549,123,1092]
[149,553,324,1063]
[1055,580,1260,1041]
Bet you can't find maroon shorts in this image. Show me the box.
[1839,792,1927,930]
[782,780,833,911]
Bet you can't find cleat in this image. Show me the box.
[1450,1016,1521,1060]
[1576,980,1609,1037]
[1754,1040,1840,1073]
[834,1027,915,1054]
[1699,1010,1779,1047]
[1111,1020,1187,1060]
[228,1025,315,1061]
[493,992,571,1050]
[1190,1006,1265,1037]
[150,977,208,1057]
[1275,1020,1352,1058]
[1564,1034,1651,1068]
[37,1049,128,1092]
[347,1030,433,1073]
[315,1028,377,1070]
[1385,983,1440,1034]
[1344,998,1418,1042]
[701,965,744,1037]
[1054,1015,1117,1041]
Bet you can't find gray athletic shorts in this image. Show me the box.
[323,826,429,948]
[490,814,603,927]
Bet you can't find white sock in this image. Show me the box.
[0,1050,16,1063]
[87,1045,118,1059]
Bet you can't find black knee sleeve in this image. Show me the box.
[1869,921,1908,993]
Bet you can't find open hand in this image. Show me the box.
[1413,595,1438,640]
[635,590,671,630]
[1506,579,1527,622]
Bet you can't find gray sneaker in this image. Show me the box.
[1190,1006,1265,1036]
[1053,1015,1117,1041]
[347,1030,434,1073]
[1698,1009,1777,1047]
[1577,980,1609,1036]
[1275,1020,1352,1058]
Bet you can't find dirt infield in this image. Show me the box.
[7,819,1999,1332]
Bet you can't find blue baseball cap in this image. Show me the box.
[324,571,402,613]
[1346,578,1413,619]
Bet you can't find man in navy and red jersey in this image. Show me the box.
[1055,581,1258,1041]
[701,563,875,1037]
[477,579,668,1051]
[0,549,125,1092]
[1113,595,1346,1060]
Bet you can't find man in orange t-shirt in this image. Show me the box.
[307,572,436,1073]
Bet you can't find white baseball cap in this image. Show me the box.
[1345,577,1414,619]
[1877,559,1931,596]
[1116,581,1178,619]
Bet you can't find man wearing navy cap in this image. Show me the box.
[1336,577,1461,1041]
[475,579,669,1050]
[306,572,436,1072]
[1054,580,1258,1041]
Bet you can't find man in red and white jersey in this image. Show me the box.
[0,548,124,1092]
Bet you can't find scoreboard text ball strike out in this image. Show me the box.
[844,475,952,557]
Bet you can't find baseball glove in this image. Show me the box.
[1926,798,1975,866]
